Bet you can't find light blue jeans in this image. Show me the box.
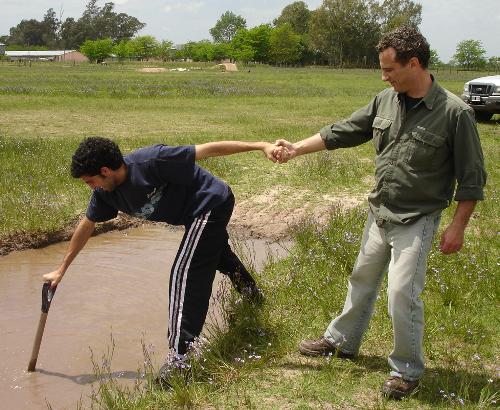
[324,210,441,381]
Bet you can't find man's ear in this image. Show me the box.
[409,56,421,69]
[100,166,111,176]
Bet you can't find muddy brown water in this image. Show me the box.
[0,226,290,409]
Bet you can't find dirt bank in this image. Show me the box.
[0,214,144,256]
[0,189,365,256]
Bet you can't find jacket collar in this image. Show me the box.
[397,74,439,110]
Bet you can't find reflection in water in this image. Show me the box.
[0,226,289,409]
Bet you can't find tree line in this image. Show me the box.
[2,0,498,70]
[1,0,144,50]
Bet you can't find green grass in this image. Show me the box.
[1,61,499,408]
[3,62,496,237]
[84,206,499,409]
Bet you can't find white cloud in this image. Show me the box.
[164,2,205,13]
[114,0,130,4]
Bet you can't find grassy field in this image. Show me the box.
[0,61,498,408]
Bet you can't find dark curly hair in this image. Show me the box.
[376,25,430,69]
[71,136,124,178]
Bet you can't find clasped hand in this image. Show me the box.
[271,139,295,163]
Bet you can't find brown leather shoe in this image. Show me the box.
[298,337,354,358]
[381,376,419,399]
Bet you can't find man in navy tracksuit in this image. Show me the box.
[43,136,276,384]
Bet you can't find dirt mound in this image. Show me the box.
[218,63,238,72]
[138,67,167,73]
[230,187,365,238]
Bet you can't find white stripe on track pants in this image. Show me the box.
[168,192,254,354]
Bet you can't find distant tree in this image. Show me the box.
[112,13,145,42]
[91,2,145,42]
[309,0,379,66]
[212,42,232,61]
[246,24,272,63]
[41,8,60,48]
[7,0,144,49]
[75,0,100,41]
[156,40,175,61]
[9,19,46,47]
[59,0,144,48]
[210,11,246,43]
[80,38,113,62]
[269,24,302,65]
[231,29,255,63]
[454,39,486,70]
[8,8,61,48]
[178,40,216,62]
[232,43,255,64]
[59,18,82,49]
[487,56,500,71]
[113,39,134,61]
[373,0,422,33]
[197,40,216,62]
[273,1,311,35]
[429,49,442,67]
[129,36,159,60]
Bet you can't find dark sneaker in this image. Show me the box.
[381,376,419,399]
[241,284,264,305]
[155,355,191,389]
[228,269,264,305]
[298,337,354,358]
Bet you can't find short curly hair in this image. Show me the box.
[71,136,124,178]
[377,25,430,69]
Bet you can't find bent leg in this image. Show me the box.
[168,205,232,354]
[217,240,258,294]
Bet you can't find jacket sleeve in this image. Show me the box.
[319,96,378,149]
[452,109,487,201]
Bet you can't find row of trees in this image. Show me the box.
[0,0,424,66]
[185,5,498,69]
[70,34,500,71]
[78,24,305,65]
[205,1,424,66]
[80,36,174,62]
[1,0,144,50]
[2,0,498,69]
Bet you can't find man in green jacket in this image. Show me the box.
[273,26,486,399]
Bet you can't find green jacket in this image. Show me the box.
[320,78,487,226]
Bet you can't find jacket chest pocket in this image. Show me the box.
[372,116,392,154]
[405,126,447,169]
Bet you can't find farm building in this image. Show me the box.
[5,50,88,62]
[0,43,5,56]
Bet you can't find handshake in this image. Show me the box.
[267,139,296,164]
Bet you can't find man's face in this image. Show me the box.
[81,168,117,192]
[379,47,414,93]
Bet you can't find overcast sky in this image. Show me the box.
[1,0,499,62]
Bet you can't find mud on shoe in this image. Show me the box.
[299,336,354,358]
[241,283,264,305]
[155,354,191,389]
[381,376,419,400]
[229,270,264,305]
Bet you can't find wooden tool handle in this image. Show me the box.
[27,312,48,372]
